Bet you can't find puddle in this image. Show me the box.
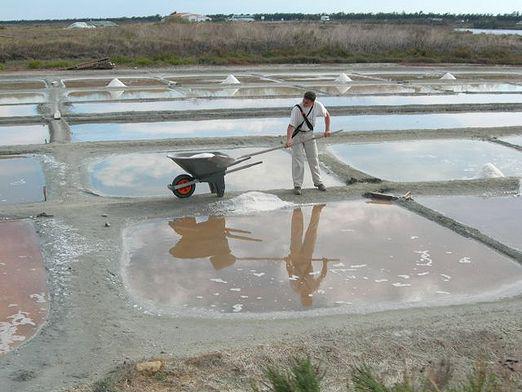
[0,156,46,204]
[121,201,522,317]
[0,80,46,90]
[167,75,270,85]
[499,135,522,147]
[180,86,305,97]
[63,78,164,88]
[455,28,522,36]
[329,140,522,182]
[66,89,184,102]
[88,148,342,197]
[0,93,47,105]
[0,124,49,146]
[0,220,48,354]
[0,104,40,118]
[418,195,522,251]
[436,83,522,93]
[69,94,522,114]
[71,118,288,142]
[314,84,438,95]
[70,112,522,143]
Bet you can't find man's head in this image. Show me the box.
[302,91,316,107]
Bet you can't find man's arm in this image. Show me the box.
[285,124,295,148]
[324,112,331,137]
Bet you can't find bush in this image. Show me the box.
[254,357,324,392]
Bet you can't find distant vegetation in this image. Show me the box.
[1,12,521,29]
[0,17,521,71]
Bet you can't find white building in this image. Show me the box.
[164,12,211,23]
[320,15,330,22]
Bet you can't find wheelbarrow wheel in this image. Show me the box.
[171,174,196,198]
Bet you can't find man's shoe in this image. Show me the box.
[316,184,327,192]
[293,186,302,195]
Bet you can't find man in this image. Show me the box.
[286,91,331,195]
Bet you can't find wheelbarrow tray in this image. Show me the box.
[167,152,236,179]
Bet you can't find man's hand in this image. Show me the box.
[285,138,293,148]
[324,130,331,138]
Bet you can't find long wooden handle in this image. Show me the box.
[237,129,344,159]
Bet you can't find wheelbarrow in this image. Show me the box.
[167,152,262,198]
[167,130,343,199]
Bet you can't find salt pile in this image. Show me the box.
[208,191,293,215]
[221,74,241,85]
[335,73,352,83]
[480,163,505,178]
[440,72,456,80]
[107,78,127,87]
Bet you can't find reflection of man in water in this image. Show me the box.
[286,205,328,307]
[169,217,236,270]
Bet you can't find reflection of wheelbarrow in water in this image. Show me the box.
[166,152,263,198]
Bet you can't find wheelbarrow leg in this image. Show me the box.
[208,175,226,198]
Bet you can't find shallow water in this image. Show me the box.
[314,84,438,95]
[88,148,342,197]
[436,83,522,93]
[0,157,46,204]
[167,75,271,85]
[121,201,522,316]
[63,78,164,88]
[329,140,522,182]
[70,112,522,142]
[179,86,306,97]
[0,124,49,146]
[455,28,522,36]
[0,104,40,118]
[0,220,48,354]
[69,94,522,114]
[66,89,185,102]
[0,93,47,105]
[418,195,522,250]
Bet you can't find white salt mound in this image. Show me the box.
[107,78,127,88]
[480,163,505,178]
[221,74,241,85]
[209,191,293,215]
[440,72,456,80]
[335,73,352,83]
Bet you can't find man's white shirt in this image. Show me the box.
[289,101,328,132]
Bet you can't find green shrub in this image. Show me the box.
[255,357,324,392]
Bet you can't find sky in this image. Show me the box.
[1,0,521,21]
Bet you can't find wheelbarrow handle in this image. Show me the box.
[237,129,344,159]
[225,160,263,175]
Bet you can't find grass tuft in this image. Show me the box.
[257,357,324,392]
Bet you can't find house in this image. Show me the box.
[163,12,211,23]
[320,15,330,22]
